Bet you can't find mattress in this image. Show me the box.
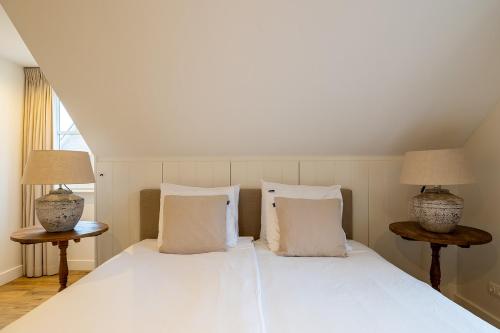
[254,240,497,333]
[2,237,265,333]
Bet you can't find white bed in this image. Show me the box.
[3,187,497,332]
[2,238,265,333]
[3,238,497,332]
[255,240,498,333]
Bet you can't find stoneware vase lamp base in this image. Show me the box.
[21,150,95,232]
[400,149,474,234]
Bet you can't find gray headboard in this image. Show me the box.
[140,188,353,241]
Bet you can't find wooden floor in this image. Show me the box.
[0,271,88,329]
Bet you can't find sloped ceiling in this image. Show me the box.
[0,5,36,66]
[2,0,500,158]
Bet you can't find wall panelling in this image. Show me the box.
[95,161,162,265]
[94,156,453,294]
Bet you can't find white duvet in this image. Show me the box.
[255,240,498,333]
[3,239,497,333]
[3,238,265,333]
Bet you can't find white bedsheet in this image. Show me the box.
[254,240,498,333]
[3,238,265,333]
[4,239,497,333]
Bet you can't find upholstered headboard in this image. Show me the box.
[139,188,353,241]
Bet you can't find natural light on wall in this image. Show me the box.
[53,93,94,192]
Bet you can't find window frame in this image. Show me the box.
[52,93,95,193]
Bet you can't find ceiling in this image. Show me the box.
[0,5,36,66]
[2,0,500,158]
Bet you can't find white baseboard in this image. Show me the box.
[68,259,95,271]
[455,294,500,328]
[0,265,23,286]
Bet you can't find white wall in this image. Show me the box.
[66,191,95,271]
[0,56,23,285]
[458,102,500,326]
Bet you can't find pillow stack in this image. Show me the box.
[261,181,347,257]
[158,183,240,254]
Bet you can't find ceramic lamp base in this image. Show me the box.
[35,188,84,232]
[412,187,464,233]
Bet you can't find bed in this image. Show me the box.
[3,189,497,332]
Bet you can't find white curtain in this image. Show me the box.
[22,67,58,277]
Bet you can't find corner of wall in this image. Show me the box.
[458,101,500,323]
[0,57,24,286]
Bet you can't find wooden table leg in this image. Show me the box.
[57,240,69,292]
[430,243,444,292]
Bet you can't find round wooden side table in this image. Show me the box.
[11,221,108,291]
[389,221,492,292]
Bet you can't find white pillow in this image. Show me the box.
[158,183,240,248]
[261,181,343,252]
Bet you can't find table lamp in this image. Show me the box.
[400,148,474,233]
[21,150,95,232]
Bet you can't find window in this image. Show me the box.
[53,94,94,192]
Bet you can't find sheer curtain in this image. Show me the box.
[22,67,58,277]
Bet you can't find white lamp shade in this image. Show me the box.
[400,149,474,186]
[21,150,95,185]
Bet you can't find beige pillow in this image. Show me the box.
[159,195,228,254]
[275,197,347,257]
